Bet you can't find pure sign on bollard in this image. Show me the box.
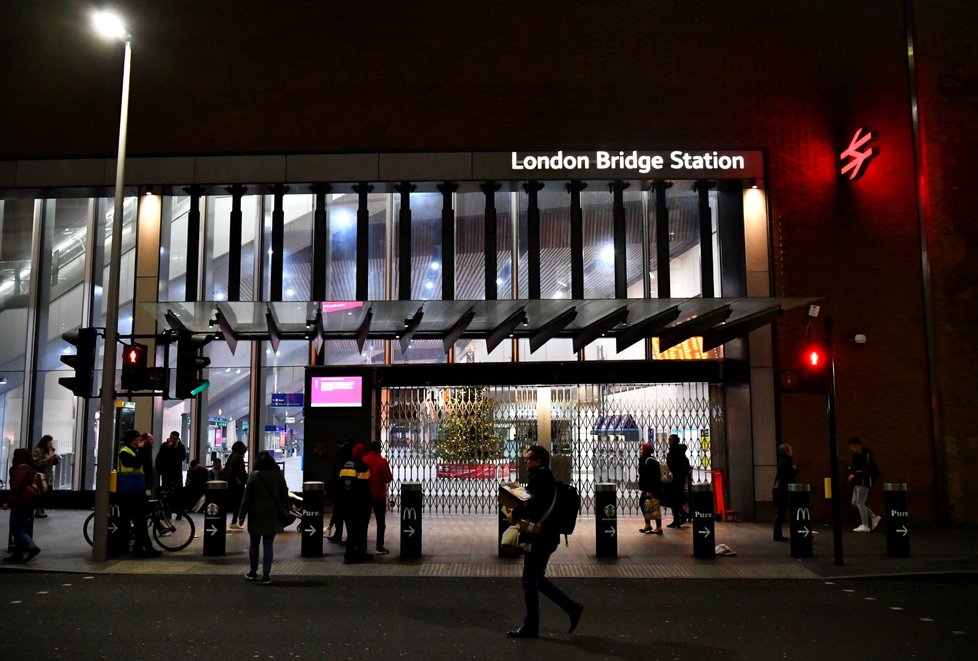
[594,483,617,558]
[788,483,813,558]
[884,483,910,557]
[400,482,422,559]
[301,481,325,557]
[203,480,227,557]
[691,483,715,559]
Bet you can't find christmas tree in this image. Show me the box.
[437,387,502,463]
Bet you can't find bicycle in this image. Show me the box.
[83,489,196,552]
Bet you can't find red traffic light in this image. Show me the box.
[126,346,142,364]
[802,342,829,371]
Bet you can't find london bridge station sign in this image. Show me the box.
[471,150,763,180]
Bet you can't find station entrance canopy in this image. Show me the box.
[145,297,817,356]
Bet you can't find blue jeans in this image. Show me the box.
[851,485,875,527]
[521,548,578,630]
[9,506,38,556]
[249,534,275,577]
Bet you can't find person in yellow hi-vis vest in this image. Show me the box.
[117,430,161,558]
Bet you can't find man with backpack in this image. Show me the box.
[505,445,584,639]
[847,436,882,532]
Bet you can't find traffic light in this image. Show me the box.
[59,328,98,397]
[121,342,148,391]
[175,332,211,399]
[779,340,832,394]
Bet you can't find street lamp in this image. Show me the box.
[91,8,132,562]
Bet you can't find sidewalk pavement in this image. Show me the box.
[3,509,976,580]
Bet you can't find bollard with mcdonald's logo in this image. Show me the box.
[788,483,813,558]
[400,482,422,559]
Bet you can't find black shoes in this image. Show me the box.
[327,536,345,545]
[25,547,40,562]
[506,626,539,639]
[132,548,162,558]
[568,603,584,633]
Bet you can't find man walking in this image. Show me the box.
[506,445,583,639]
[848,436,882,532]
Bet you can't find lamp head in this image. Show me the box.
[92,9,129,41]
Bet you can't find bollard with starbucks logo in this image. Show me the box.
[203,480,227,556]
[594,483,617,558]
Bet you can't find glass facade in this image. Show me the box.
[0,174,749,491]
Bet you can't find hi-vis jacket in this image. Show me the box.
[117,445,146,493]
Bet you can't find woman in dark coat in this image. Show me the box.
[665,434,692,528]
[239,450,288,584]
[638,443,664,535]
[772,443,798,541]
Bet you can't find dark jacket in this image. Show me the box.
[226,451,248,489]
[138,444,156,491]
[849,448,875,488]
[239,468,289,536]
[336,456,371,511]
[513,465,560,555]
[773,454,799,491]
[639,456,664,498]
[667,443,692,484]
[155,441,187,483]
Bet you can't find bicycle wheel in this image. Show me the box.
[152,511,196,551]
[83,511,96,547]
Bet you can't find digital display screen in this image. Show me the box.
[309,376,363,408]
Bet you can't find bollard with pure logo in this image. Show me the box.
[884,483,910,558]
[594,483,617,558]
[788,483,813,558]
[400,482,422,559]
[691,483,716,559]
[203,480,227,556]
[301,481,325,557]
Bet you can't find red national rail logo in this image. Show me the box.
[840,128,879,181]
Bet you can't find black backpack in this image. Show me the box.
[555,481,581,545]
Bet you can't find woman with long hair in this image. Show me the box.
[239,450,288,584]
[31,435,58,518]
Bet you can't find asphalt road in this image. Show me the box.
[1,572,974,660]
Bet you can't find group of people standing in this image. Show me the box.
[637,434,693,535]
[325,440,393,564]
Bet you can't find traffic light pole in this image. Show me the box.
[92,37,131,563]
[825,317,844,566]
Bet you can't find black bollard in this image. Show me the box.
[691,483,716,559]
[788,483,813,558]
[107,495,130,555]
[301,481,325,557]
[203,480,227,557]
[884,483,910,558]
[400,482,422,559]
[594,483,617,558]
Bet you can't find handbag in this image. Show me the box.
[500,525,525,554]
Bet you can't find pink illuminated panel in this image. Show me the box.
[309,376,363,408]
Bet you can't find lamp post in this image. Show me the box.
[91,9,132,562]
